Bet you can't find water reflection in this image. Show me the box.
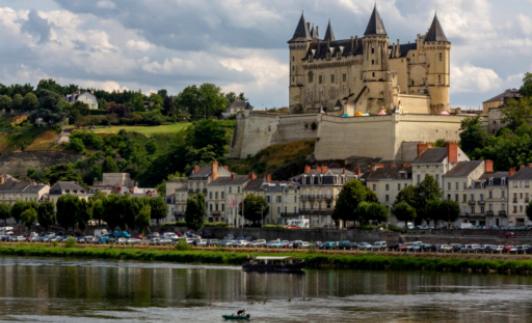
[0,257,532,322]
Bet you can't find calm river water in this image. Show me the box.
[0,257,532,322]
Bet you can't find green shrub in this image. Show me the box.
[203,222,228,228]
[175,239,190,251]
[64,236,77,248]
[263,224,286,230]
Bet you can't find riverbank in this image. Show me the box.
[3,243,532,275]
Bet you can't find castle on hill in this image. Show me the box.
[288,6,450,116]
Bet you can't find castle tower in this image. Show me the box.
[424,14,451,114]
[323,19,335,42]
[361,5,391,114]
[288,13,313,113]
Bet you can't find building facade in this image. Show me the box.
[288,6,450,115]
[508,167,532,226]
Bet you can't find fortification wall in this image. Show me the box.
[398,94,430,114]
[314,115,397,160]
[230,112,279,158]
[272,114,320,144]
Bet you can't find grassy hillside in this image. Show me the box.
[90,123,191,136]
[227,140,315,179]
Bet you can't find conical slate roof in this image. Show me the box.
[425,14,448,42]
[290,13,311,41]
[324,20,335,41]
[364,5,387,36]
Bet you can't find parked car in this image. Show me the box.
[372,241,387,250]
[338,240,352,250]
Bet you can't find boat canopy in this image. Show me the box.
[254,256,292,260]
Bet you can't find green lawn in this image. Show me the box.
[91,123,192,136]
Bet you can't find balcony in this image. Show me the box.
[299,209,332,216]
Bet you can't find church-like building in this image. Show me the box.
[288,6,450,116]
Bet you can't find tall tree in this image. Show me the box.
[392,201,416,228]
[56,195,81,230]
[356,201,388,225]
[428,199,460,228]
[459,116,489,157]
[242,194,269,226]
[187,119,227,157]
[37,201,56,229]
[0,203,11,225]
[414,175,442,224]
[149,197,167,225]
[22,92,39,111]
[526,201,532,222]
[136,204,151,232]
[394,185,417,207]
[10,201,31,224]
[520,72,532,97]
[20,208,37,230]
[185,194,206,231]
[333,179,378,226]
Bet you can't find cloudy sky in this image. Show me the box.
[0,0,530,109]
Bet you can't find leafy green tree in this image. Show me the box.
[0,95,12,111]
[77,199,91,230]
[67,137,85,153]
[136,204,151,232]
[149,197,167,225]
[356,201,388,225]
[37,201,56,229]
[0,203,11,225]
[428,199,460,227]
[185,194,206,230]
[11,93,23,111]
[526,201,532,222]
[243,194,269,226]
[414,175,442,224]
[22,92,39,111]
[332,179,378,226]
[503,97,532,130]
[10,201,31,224]
[20,208,37,230]
[197,83,228,118]
[187,119,227,157]
[56,195,81,230]
[90,195,106,226]
[392,201,416,228]
[102,194,123,229]
[520,72,532,97]
[459,116,489,157]
[394,185,417,207]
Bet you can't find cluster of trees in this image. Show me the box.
[332,180,388,226]
[460,73,532,170]
[0,194,167,232]
[392,175,460,228]
[28,119,229,187]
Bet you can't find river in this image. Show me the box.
[0,257,532,322]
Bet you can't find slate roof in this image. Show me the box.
[49,181,87,195]
[444,161,483,177]
[483,89,522,104]
[366,167,412,181]
[425,14,448,42]
[476,171,509,187]
[413,147,448,163]
[0,175,47,194]
[364,5,387,36]
[510,168,532,181]
[210,175,249,186]
[323,20,335,42]
[245,178,265,192]
[289,13,311,41]
[262,181,298,193]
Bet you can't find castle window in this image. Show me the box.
[330,74,335,83]
[371,59,375,65]
[292,55,295,62]
[342,74,346,82]
[371,47,375,54]
[438,75,441,84]
[439,53,443,61]
[308,71,314,83]
[319,75,323,84]
[372,72,375,78]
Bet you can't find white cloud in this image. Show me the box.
[96,0,116,10]
[127,39,153,51]
[451,64,502,93]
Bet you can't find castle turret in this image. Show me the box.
[362,5,391,113]
[424,14,451,114]
[288,13,313,113]
[324,20,335,42]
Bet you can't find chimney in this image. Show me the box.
[304,165,312,174]
[248,172,257,181]
[509,167,516,177]
[230,173,235,180]
[372,163,384,171]
[417,143,431,157]
[447,142,458,164]
[484,160,494,174]
[321,165,329,174]
[193,165,200,174]
[266,174,272,183]
[211,160,219,181]
[0,175,4,185]
[316,165,322,174]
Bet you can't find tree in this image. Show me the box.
[242,194,269,226]
[356,201,388,225]
[90,196,105,226]
[56,195,81,230]
[394,185,417,207]
[22,92,39,111]
[20,208,37,230]
[503,97,532,130]
[414,175,442,224]
[428,199,460,228]
[10,201,31,224]
[11,93,23,111]
[0,95,12,111]
[187,119,227,157]
[37,201,56,229]
[136,204,151,232]
[185,194,206,230]
[332,179,377,225]
[520,72,532,97]
[149,197,167,225]
[526,201,532,222]
[459,116,489,157]
[0,203,11,225]
[392,201,416,228]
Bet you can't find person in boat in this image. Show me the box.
[237,309,246,316]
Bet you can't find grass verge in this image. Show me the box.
[2,244,532,275]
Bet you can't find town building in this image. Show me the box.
[482,89,522,133]
[222,99,253,118]
[289,6,450,115]
[508,167,532,226]
[0,175,49,203]
[291,166,357,227]
[366,165,412,221]
[48,181,90,202]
